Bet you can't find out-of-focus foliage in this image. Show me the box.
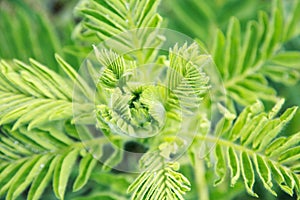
[160,0,271,47]
[0,1,61,70]
[0,0,80,69]
[211,0,300,107]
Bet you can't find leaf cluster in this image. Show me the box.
[0,0,300,200]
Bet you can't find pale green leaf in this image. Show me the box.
[240,152,258,197]
[227,147,240,186]
[27,156,58,200]
[73,154,98,191]
[53,149,79,200]
[253,155,276,196]
[214,144,226,185]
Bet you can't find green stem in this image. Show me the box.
[224,61,263,88]
[194,150,209,200]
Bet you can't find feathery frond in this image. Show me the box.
[74,0,164,64]
[0,55,102,199]
[94,48,136,91]
[212,0,300,105]
[0,123,127,200]
[1,0,300,199]
[96,85,166,137]
[197,100,300,198]
[0,124,82,200]
[95,43,210,137]
[128,143,191,200]
[0,2,65,71]
[167,43,210,113]
[161,0,271,44]
[0,55,96,130]
[0,59,72,130]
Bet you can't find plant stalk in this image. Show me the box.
[194,149,209,200]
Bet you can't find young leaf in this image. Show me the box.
[128,144,191,200]
[197,101,300,198]
[53,149,79,199]
[74,0,163,64]
[73,154,98,191]
[240,152,258,198]
[212,1,300,106]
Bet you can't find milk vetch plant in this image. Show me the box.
[0,0,300,200]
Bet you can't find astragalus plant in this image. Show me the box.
[0,0,300,200]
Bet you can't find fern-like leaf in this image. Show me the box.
[0,125,81,200]
[128,143,191,200]
[212,0,300,106]
[0,124,126,199]
[198,100,300,198]
[0,54,126,199]
[0,2,73,71]
[94,48,135,91]
[74,0,164,64]
[0,56,95,129]
[161,0,271,44]
[0,59,72,130]
[167,43,210,113]
[95,43,210,137]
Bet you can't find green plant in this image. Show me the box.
[0,0,300,200]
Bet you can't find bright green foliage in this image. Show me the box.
[95,44,209,138]
[95,48,135,91]
[74,0,162,39]
[74,0,163,64]
[0,125,80,200]
[0,123,125,200]
[0,59,72,128]
[167,43,210,113]
[0,0,300,200]
[92,39,209,199]
[161,0,271,45]
[202,101,300,197]
[0,57,94,130]
[127,143,191,200]
[0,56,119,199]
[212,0,300,106]
[0,2,64,71]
